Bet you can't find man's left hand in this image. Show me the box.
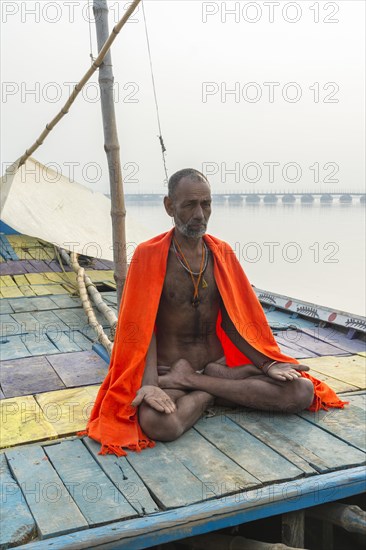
[265,362,309,382]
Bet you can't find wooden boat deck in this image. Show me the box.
[1,234,365,549]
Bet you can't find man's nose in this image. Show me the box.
[193,205,204,219]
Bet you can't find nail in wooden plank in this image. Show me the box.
[45,439,137,526]
[83,437,159,515]
[6,445,88,538]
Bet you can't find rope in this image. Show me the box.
[88,0,95,63]
[141,0,169,185]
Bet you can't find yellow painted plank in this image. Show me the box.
[19,285,36,297]
[358,351,366,358]
[13,274,28,286]
[0,276,16,287]
[31,284,68,296]
[85,270,115,282]
[0,286,24,298]
[309,372,359,394]
[0,395,58,449]
[35,385,100,436]
[306,355,366,390]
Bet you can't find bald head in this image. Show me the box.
[168,169,210,200]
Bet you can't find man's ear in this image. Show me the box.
[164,195,174,217]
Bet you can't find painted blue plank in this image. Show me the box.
[22,332,60,356]
[92,342,110,364]
[0,220,19,234]
[0,234,19,260]
[45,440,137,526]
[0,335,32,360]
[6,445,88,539]
[8,296,58,313]
[0,299,14,313]
[0,453,36,548]
[83,438,159,515]
[46,331,83,353]
[19,466,366,550]
[0,313,24,337]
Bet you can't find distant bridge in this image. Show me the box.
[125,193,365,204]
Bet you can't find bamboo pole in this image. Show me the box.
[93,0,127,307]
[15,0,141,170]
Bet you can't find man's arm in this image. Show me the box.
[131,332,176,413]
[220,301,309,381]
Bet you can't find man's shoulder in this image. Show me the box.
[137,230,172,250]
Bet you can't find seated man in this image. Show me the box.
[85,169,346,456]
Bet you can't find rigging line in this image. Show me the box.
[88,0,95,63]
[141,0,169,184]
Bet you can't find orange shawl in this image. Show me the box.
[85,229,347,456]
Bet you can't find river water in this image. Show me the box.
[125,199,365,317]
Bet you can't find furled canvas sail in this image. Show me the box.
[0,157,150,261]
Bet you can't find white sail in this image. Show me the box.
[0,157,150,261]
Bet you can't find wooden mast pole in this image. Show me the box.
[93,0,135,307]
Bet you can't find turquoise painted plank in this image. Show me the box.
[126,442,208,509]
[300,327,366,354]
[167,428,260,495]
[83,438,159,515]
[0,313,23,337]
[0,453,36,548]
[45,440,137,526]
[22,332,60,356]
[8,296,58,313]
[32,310,70,332]
[299,400,366,452]
[343,393,366,410]
[0,298,14,314]
[0,234,19,260]
[0,356,65,397]
[46,331,83,353]
[9,312,39,333]
[48,295,81,309]
[70,331,93,351]
[241,411,365,470]
[195,416,303,483]
[17,467,366,550]
[47,351,106,387]
[53,309,84,330]
[227,411,322,474]
[0,335,32,360]
[6,445,88,539]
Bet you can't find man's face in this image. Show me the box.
[167,177,212,239]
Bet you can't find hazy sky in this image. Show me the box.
[1,0,365,194]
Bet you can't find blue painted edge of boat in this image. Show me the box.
[0,220,19,235]
[21,466,366,550]
[92,343,110,364]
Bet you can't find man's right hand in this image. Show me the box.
[131,385,176,414]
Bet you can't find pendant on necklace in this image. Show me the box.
[192,297,200,308]
[202,278,208,289]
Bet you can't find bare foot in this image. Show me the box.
[158,358,197,390]
[204,362,259,380]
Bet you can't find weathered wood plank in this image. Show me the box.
[167,428,260,495]
[9,311,39,332]
[195,416,302,483]
[237,411,365,470]
[0,275,17,287]
[300,327,366,354]
[0,285,24,298]
[8,296,58,313]
[0,453,36,548]
[21,332,60,356]
[304,355,366,389]
[6,445,88,538]
[46,331,83,353]
[47,351,107,387]
[69,331,94,351]
[275,338,318,359]
[0,395,58,448]
[83,437,159,515]
[306,371,359,394]
[277,331,349,356]
[227,410,319,475]
[126,442,208,509]
[0,313,23,337]
[45,440,137,525]
[0,335,32,360]
[32,284,68,296]
[0,356,65,398]
[0,298,14,313]
[299,400,366,452]
[0,261,28,275]
[53,308,84,330]
[48,295,81,309]
[35,386,100,436]
[31,309,70,332]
